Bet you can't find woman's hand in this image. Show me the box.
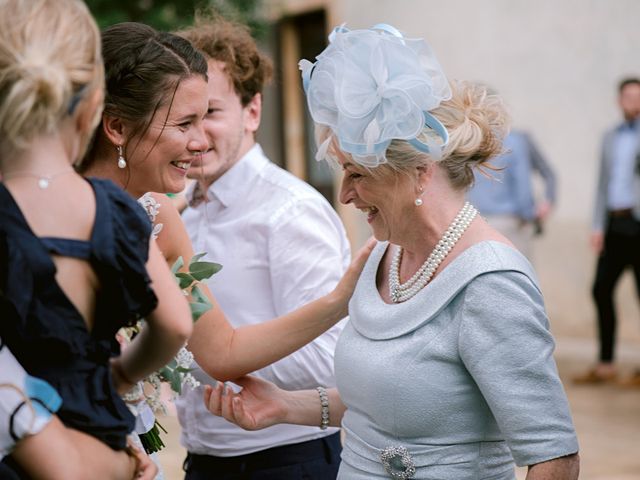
[203,376,290,431]
[331,237,377,317]
[125,439,158,480]
[526,453,579,480]
[110,358,140,398]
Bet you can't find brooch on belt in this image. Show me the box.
[379,445,416,479]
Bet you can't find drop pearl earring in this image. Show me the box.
[415,185,424,206]
[117,145,127,169]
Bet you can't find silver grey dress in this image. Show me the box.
[334,241,578,479]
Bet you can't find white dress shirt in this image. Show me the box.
[175,144,351,456]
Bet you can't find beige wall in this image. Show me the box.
[268,0,640,342]
[270,0,640,221]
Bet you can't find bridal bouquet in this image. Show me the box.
[119,253,221,453]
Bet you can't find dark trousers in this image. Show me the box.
[183,432,342,480]
[592,214,640,362]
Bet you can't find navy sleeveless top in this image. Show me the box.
[0,178,158,450]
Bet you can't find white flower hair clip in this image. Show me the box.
[299,23,451,167]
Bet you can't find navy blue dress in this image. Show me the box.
[0,178,158,452]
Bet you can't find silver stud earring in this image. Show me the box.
[117,145,127,169]
[414,186,424,206]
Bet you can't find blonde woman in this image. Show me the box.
[204,24,580,480]
[0,0,192,477]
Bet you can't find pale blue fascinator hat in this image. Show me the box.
[299,23,452,167]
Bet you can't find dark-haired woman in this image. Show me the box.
[79,21,373,475]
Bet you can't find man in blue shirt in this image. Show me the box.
[574,78,640,385]
[467,130,556,260]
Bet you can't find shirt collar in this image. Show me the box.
[187,144,268,209]
[617,118,639,132]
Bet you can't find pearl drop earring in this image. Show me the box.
[117,145,127,169]
[414,186,424,206]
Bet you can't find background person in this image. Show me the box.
[467,129,557,260]
[175,14,351,479]
[574,77,640,385]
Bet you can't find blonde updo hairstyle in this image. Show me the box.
[317,81,509,189]
[0,0,103,154]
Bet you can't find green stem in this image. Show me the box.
[138,420,166,454]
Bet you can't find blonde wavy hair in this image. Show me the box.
[316,81,510,189]
[0,0,103,153]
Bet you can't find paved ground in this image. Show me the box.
[155,335,640,479]
[536,337,640,480]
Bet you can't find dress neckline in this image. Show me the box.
[348,240,538,340]
[373,240,511,306]
[0,178,100,246]
[0,178,106,334]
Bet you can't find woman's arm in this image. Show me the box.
[111,239,193,392]
[11,418,157,480]
[202,375,346,430]
[526,453,579,480]
[152,196,374,381]
[0,340,156,480]
[458,271,580,476]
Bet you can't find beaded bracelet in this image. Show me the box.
[316,386,330,430]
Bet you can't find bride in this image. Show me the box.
[80,20,373,477]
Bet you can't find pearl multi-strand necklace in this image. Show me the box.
[389,202,477,303]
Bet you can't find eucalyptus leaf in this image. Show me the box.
[191,285,211,306]
[190,301,212,322]
[170,374,182,394]
[158,366,173,381]
[175,272,195,289]
[171,256,185,274]
[189,261,222,281]
[190,252,208,264]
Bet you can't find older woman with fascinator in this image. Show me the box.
[203,24,580,479]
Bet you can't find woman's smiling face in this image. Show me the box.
[123,75,209,196]
[337,150,415,243]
